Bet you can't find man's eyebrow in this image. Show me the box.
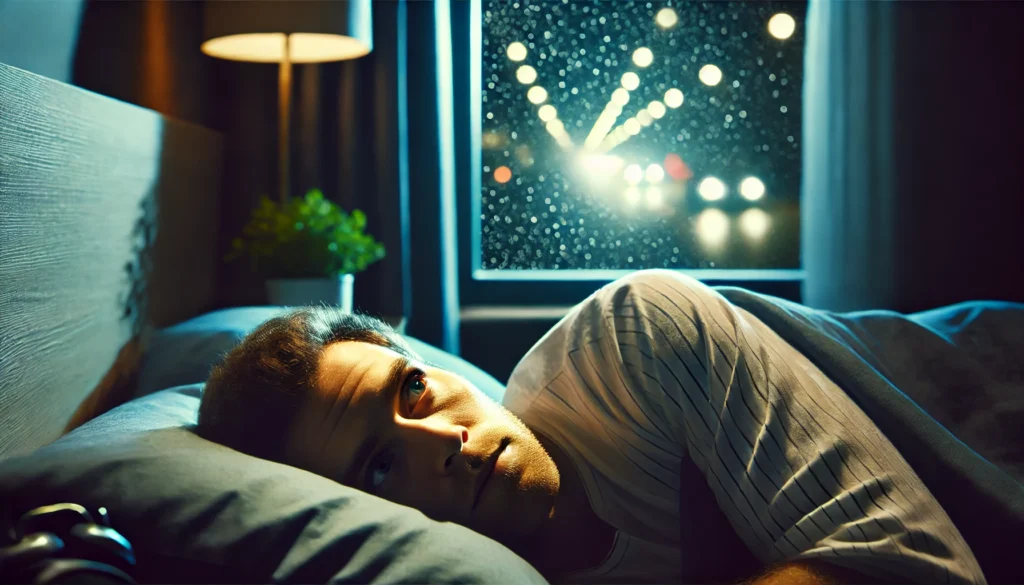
[342,355,410,487]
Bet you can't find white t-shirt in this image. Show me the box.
[503,270,986,585]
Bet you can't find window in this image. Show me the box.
[474,0,806,281]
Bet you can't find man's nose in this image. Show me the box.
[406,420,470,476]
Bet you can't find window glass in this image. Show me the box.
[480,0,806,271]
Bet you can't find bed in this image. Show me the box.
[1,61,1022,585]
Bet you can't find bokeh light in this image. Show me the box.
[696,209,730,247]
[516,65,537,84]
[611,88,630,106]
[577,153,623,176]
[515,145,534,167]
[632,47,654,68]
[624,118,642,135]
[537,104,557,122]
[699,64,723,86]
[637,110,654,127]
[664,153,693,181]
[506,42,527,61]
[739,208,771,239]
[527,86,548,104]
[768,13,796,40]
[739,177,766,201]
[698,176,727,201]
[655,8,678,29]
[647,101,667,119]
[645,164,665,183]
[494,166,512,183]
[624,186,642,206]
[645,186,664,208]
[481,131,505,149]
[664,88,684,108]
[621,72,640,91]
[623,164,643,185]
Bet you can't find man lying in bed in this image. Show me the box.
[196,270,986,585]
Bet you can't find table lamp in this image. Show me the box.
[201,0,373,203]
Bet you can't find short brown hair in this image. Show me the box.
[197,308,418,463]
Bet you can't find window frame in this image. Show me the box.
[452,0,804,308]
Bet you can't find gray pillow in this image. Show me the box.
[0,384,546,584]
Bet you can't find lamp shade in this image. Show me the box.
[201,0,372,63]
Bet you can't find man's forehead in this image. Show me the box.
[317,341,400,394]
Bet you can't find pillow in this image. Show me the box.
[138,307,506,403]
[0,385,546,584]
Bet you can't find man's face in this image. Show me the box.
[284,340,560,546]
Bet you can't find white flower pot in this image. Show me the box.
[265,274,355,312]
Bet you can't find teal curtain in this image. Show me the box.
[801,0,896,312]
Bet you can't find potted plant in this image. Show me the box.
[226,189,385,310]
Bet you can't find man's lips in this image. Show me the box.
[472,440,509,511]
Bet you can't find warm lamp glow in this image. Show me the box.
[201,32,370,63]
[201,0,372,203]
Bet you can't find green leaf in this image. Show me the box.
[223,188,386,278]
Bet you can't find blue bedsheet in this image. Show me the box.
[716,289,1024,584]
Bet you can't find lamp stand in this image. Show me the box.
[278,33,292,204]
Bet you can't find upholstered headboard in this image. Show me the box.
[0,63,223,459]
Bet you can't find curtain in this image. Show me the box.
[801,0,897,312]
[801,0,1024,313]
[403,0,461,353]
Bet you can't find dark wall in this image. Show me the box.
[889,1,1024,313]
[0,0,84,82]
[73,0,210,125]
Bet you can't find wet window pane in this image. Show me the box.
[480,0,806,271]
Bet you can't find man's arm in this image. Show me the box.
[602,270,986,584]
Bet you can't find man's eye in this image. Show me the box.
[405,372,428,414]
[369,450,394,492]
